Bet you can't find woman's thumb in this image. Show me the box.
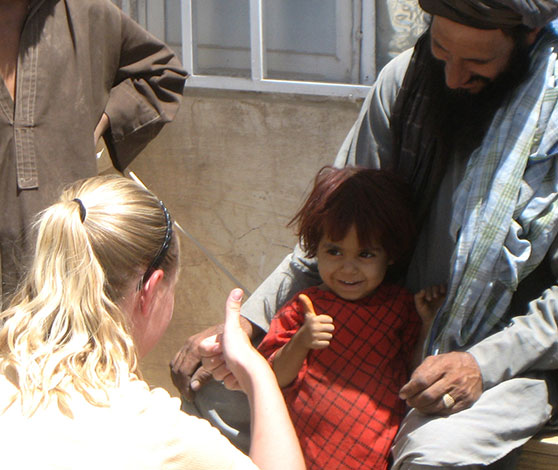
[225,288,244,331]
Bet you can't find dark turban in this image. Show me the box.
[419,0,558,29]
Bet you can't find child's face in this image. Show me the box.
[317,225,392,301]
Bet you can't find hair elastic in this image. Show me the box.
[73,198,87,223]
[139,201,173,288]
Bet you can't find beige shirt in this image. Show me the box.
[0,375,258,470]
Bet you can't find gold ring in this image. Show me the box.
[442,393,455,409]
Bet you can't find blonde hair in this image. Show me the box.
[0,175,179,415]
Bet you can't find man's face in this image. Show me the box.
[430,16,521,93]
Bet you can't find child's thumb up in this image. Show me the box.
[298,293,317,317]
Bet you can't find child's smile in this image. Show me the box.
[317,225,392,301]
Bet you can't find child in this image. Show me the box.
[258,166,444,470]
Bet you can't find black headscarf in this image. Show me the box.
[419,0,558,29]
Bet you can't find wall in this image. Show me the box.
[107,88,362,395]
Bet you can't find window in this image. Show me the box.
[115,0,426,98]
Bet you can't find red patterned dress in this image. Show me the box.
[258,284,421,470]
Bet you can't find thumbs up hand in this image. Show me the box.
[297,294,334,350]
[200,288,268,391]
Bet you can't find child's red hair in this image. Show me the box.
[289,166,416,264]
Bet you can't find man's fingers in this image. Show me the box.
[169,364,192,400]
[402,377,449,410]
[406,385,471,415]
[399,356,445,400]
[170,339,203,379]
[299,294,317,316]
[400,352,482,415]
[204,362,231,382]
[189,366,215,393]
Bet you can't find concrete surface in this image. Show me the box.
[106,88,362,395]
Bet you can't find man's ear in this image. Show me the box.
[139,269,165,316]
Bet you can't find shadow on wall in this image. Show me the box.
[99,88,362,396]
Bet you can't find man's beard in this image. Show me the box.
[428,37,532,154]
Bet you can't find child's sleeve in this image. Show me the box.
[257,298,304,364]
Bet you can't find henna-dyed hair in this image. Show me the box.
[290,166,416,264]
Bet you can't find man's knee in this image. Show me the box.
[183,379,251,452]
[392,377,551,469]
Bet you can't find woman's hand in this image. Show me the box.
[199,288,268,392]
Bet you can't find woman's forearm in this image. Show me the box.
[245,358,305,470]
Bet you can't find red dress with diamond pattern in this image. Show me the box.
[258,284,421,470]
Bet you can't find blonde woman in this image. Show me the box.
[0,175,304,470]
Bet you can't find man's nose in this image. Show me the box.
[444,60,470,89]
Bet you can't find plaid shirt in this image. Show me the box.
[258,284,421,470]
[429,28,558,353]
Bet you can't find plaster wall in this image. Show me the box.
[111,88,362,396]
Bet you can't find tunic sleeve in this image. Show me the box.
[103,9,187,170]
[334,48,412,171]
[468,286,558,389]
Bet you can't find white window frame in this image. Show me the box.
[120,0,374,99]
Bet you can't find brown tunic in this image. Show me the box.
[0,0,187,299]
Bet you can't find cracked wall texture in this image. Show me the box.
[101,88,361,395]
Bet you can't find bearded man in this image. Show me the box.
[172,1,558,468]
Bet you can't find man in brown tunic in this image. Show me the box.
[0,0,187,302]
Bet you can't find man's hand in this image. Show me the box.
[170,312,257,400]
[170,324,224,401]
[94,113,110,145]
[399,351,483,415]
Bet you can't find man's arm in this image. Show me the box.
[102,7,187,170]
[468,285,558,388]
[400,285,558,415]
[399,286,558,415]
[333,48,412,171]
[400,238,558,416]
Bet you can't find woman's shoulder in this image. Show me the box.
[118,382,258,469]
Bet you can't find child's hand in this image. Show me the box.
[414,284,447,327]
[297,294,334,350]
